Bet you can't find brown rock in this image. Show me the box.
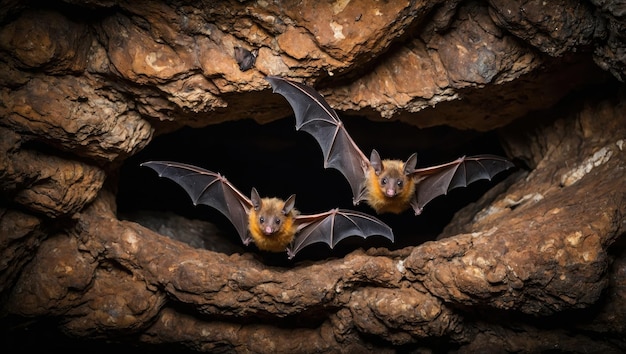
[592,0,626,81]
[329,2,609,130]
[429,96,626,314]
[488,0,599,57]
[0,1,625,352]
[0,9,91,73]
[0,75,153,162]
[0,127,106,217]
[0,208,45,297]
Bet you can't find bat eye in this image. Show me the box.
[274,219,281,225]
[259,216,265,224]
[381,177,388,185]
[397,180,403,187]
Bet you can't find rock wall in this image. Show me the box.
[1,0,625,352]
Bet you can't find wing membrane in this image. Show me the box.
[409,155,514,214]
[267,76,370,204]
[141,161,253,244]
[287,209,394,259]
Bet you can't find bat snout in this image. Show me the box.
[263,226,275,235]
[385,188,397,197]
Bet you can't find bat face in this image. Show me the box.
[248,191,299,252]
[376,161,409,198]
[365,159,416,214]
[250,197,294,235]
[257,212,287,236]
[266,76,515,216]
[141,160,395,259]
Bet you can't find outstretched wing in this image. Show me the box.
[408,155,514,215]
[266,76,370,204]
[141,161,254,245]
[286,209,394,259]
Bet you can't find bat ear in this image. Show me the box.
[251,188,262,210]
[403,153,417,174]
[370,149,383,174]
[282,194,296,214]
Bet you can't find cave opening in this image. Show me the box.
[117,115,511,261]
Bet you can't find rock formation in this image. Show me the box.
[1,0,625,352]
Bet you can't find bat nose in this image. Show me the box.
[386,188,396,197]
[264,226,274,235]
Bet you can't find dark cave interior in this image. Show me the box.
[116,115,514,262]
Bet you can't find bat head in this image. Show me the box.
[250,188,296,236]
[369,150,415,198]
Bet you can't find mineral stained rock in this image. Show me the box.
[1,0,625,352]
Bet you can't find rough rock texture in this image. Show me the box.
[1,0,625,352]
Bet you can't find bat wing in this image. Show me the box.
[409,155,515,215]
[141,161,254,245]
[286,209,394,259]
[266,76,370,204]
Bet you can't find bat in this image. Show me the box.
[266,76,515,215]
[141,161,394,259]
[234,46,257,71]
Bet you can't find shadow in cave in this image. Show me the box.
[117,116,511,262]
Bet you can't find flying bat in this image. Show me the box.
[266,76,514,215]
[141,161,394,259]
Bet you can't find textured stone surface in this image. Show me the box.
[0,127,106,217]
[1,0,625,352]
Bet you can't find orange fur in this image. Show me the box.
[247,197,299,252]
[365,159,415,214]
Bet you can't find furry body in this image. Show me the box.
[248,197,299,252]
[365,159,415,214]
